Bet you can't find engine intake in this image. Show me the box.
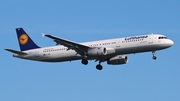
[107,55,128,65]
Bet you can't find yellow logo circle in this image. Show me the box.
[19,34,28,45]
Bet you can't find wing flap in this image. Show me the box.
[5,49,28,55]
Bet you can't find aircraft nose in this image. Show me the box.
[168,39,174,46]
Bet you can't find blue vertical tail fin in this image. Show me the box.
[16,28,40,51]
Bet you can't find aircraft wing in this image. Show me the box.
[5,49,28,55]
[43,34,90,55]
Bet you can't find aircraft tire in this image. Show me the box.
[81,59,88,65]
[96,64,103,70]
[153,56,157,60]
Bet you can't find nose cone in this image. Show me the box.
[165,39,174,48]
[168,39,174,47]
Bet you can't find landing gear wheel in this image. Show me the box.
[81,59,88,65]
[153,56,157,60]
[96,64,103,70]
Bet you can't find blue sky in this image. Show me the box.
[1,0,180,101]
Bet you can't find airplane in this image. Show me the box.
[5,28,174,70]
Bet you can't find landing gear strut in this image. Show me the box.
[152,50,157,60]
[81,59,88,65]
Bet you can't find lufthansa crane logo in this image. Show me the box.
[19,34,28,45]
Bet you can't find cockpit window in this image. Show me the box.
[158,37,167,39]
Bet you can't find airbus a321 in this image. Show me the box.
[5,28,174,70]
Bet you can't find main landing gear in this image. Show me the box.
[81,59,88,65]
[96,64,103,70]
[152,50,157,60]
[96,60,103,70]
[81,59,103,70]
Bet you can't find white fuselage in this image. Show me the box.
[14,34,173,62]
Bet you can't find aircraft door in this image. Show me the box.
[148,35,153,44]
[35,50,39,58]
[29,50,39,58]
[116,41,121,48]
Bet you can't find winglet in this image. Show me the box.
[42,33,45,37]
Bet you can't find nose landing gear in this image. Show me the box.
[152,51,157,60]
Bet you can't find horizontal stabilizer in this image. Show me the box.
[5,49,28,55]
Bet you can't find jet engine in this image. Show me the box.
[87,47,107,56]
[107,55,128,65]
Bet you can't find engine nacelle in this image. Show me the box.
[106,48,116,55]
[87,47,107,56]
[107,55,128,65]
